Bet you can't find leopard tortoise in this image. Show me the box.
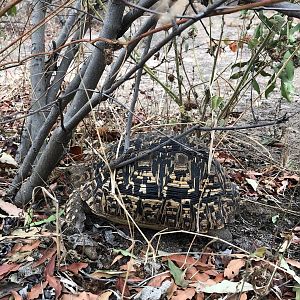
[66,135,238,233]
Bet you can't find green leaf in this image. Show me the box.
[231,61,249,69]
[265,74,276,99]
[211,96,223,111]
[248,38,259,50]
[113,249,137,259]
[24,208,34,227]
[283,51,295,81]
[281,79,294,102]
[253,24,263,40]
[6,5,17,16]
[259,69,271,77]
[230,71,244,79]
[253,247,267,258]
[30,210,64,227]
[269,15,285,31]
[252,78,260,94]
[290,24,300,35]
[168,259,189,288]
[293,284,300,300]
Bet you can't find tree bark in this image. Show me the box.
[17,0,48,162]
[13,0,126,206]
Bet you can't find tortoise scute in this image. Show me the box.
[68,136,239,233]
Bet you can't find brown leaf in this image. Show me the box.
[0,199,23,217]
[8,243,22,256]
[27,281,48,300]
[214,272,224,283]
[61,292,100,300]
[224,259,245,279]
[0,263,20,277]
[98,291,113,300]
[44,253,56,277]
[204,269,219,276]
[148,272,171,287]
[279,173,299,183]
[116,277,130,297]
[32,246,56,267]
[10,291,22,300]
[46,274,62,299]
[60,262,88,274]
[286,258,300,269]
[171,287,195,300]
[45,255,62,299]
[69,146,83,161]
[195,292,205,300]
[119,258,136,272]
[20,240,40,252]
[110,254,123,266]
[229,42,238,52]
[167,279,177,300]
[165,254,213,270]
[186,267,209,282]
[97,127,120,142]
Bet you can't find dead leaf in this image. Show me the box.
[224,259,245,279]
[27,281,48,299]
[97,127,120,142]
[0,263,20,277]
[186,267,209,282]
[45,255,62,299]
[60,262,88,274]
[171,287,195,300]
[10,291,22,300]
[165,254,213,269]
[119,258,136,272]
[0,199,23,217]
[44,254,55,276]
[245,178,259,191]
[277,180,288,194]
[164,254,196,267]
[286,258,300,269]
[279,173,299,183]
[189,279,216,289]
[19,240,40,252]
[195,292,205,300]
[204,269,219,276]
[98,291,113,300]
[116,277,130,297]
[32,246,56,267]
[61,292,100,300]
[166,279,177,299]
[201,280,253,293]
[0,152,17,167]
[110,254,123,266]
[69,146,83,161]
[229,42,238,52]
[90,270,126,279]
[148,272,171,287]
[214,272,224,283]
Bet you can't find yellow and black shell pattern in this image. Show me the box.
[79,136,239,233]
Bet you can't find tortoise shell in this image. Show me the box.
[67,136,238,233]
